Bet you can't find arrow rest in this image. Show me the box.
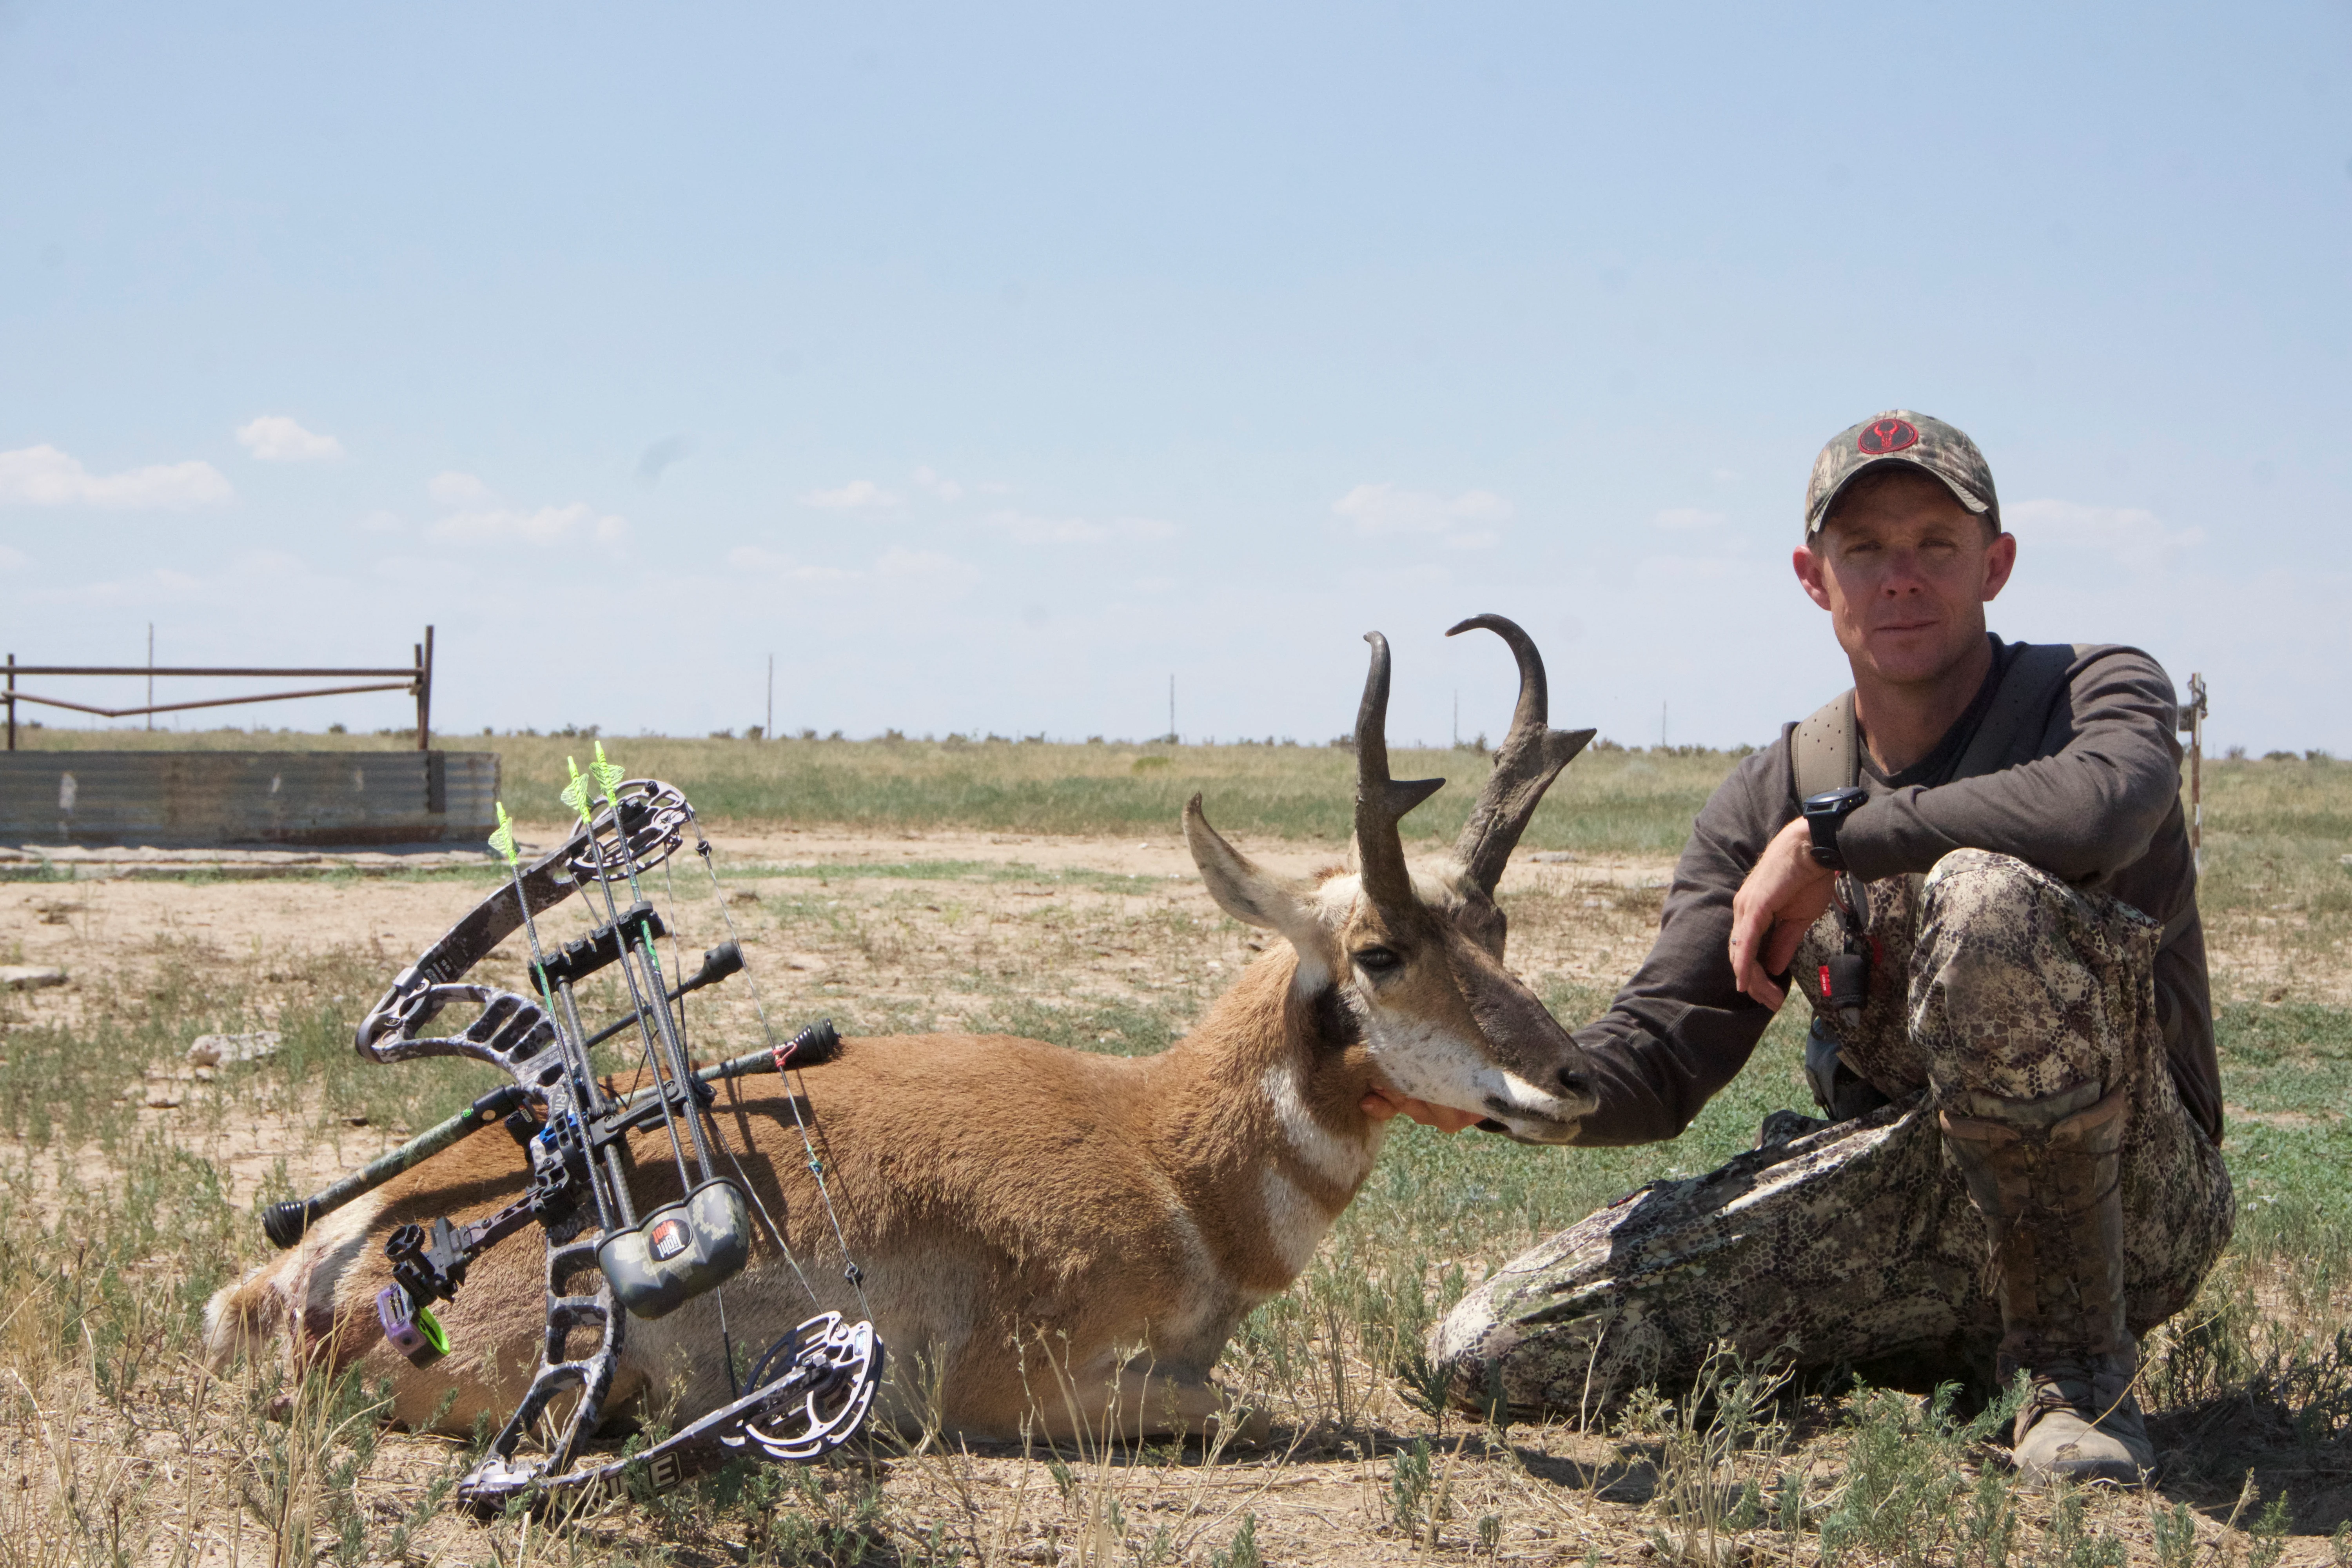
[289,769,882,1513]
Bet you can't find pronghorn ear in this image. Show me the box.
[1183,795,1331,957]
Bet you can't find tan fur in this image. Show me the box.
[207,628,1598,1444]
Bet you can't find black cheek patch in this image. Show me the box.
[1307,984,1363,1055]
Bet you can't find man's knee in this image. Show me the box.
[1920,849,2056,942]
[1913,849,2147,1100]
[1915,850,2087,1008]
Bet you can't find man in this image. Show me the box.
[1393,411,2231,1483]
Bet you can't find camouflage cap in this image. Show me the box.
[1803,410,2000,538]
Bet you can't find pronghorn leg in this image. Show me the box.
[1026,1365,1266,1446]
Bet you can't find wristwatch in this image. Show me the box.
[1800,786,1869,871]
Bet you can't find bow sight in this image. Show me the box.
[260,745,882,1512]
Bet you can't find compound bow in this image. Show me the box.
[261,744,882,1512]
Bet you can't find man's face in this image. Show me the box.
[1792,471,2017,688]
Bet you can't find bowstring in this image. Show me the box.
[585,762,720,1184]
[567,771,697,1200]
[653,818,822,1314]
[688,812,875,1322]
[657,851,748,1390]
[658,855,695,1061]
[493,809,621,1234]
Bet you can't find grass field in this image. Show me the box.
[2,732,2348,1566]
[11,725,1743,855]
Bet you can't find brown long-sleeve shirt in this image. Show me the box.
[1568,637,2219,1147]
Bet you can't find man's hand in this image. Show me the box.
[1728,816,1838,1009]
[1361,1082,1485,1133]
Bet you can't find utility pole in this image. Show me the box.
[1661,700,1669,750]
[1168,674,1176,744]
[146,624,154,730]
[766,654,774,740]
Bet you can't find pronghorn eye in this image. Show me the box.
[1352,946,1403,976]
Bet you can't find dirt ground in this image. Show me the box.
[2,828,2328,1568]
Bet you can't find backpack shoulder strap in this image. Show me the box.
[1949,643,2089,783]
[1787,643,2089,805]
[1789,690,1857,804]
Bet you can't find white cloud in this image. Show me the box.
[235,415,344,463]
[428,471,491,505]
[1332,483,1510,548]
[428,504,626,547]
[724,546,857,582]
[801,479,902,510]
[0,444,232,508]
[2007,498,2204,571]
[876,546,974,580]
[417,472,623,548]
[355,510,403,534]
[982,509,1178,544]
[913,465,964,502]
[1651,507,1726,531]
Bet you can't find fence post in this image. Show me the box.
[416,626,435,751]
[2180,672,2207,871]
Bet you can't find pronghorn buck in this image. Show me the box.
[207,615,1599,1442]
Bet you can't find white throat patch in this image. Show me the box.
[1259,1061,1377,1189]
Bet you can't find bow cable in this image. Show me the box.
[688,811,874,1321]
[582,746,721,1184]
[488,802,624,1232]
[562,753,701,1195]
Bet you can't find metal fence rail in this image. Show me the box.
[4,627,435,750]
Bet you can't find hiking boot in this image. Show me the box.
[2010,1347,2154,1484]
[1939,1080,2155,1487]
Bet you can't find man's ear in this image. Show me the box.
[1182,795,1336,968]
[1793,542,1833,612]
[1980,531,2017,602]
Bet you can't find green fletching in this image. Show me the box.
[487,802,519,867]
[561,757,593,824]
[590,740,624,799]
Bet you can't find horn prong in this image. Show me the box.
[1447,614,1591,893]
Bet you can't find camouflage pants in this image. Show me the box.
[1430,849,2234,1420]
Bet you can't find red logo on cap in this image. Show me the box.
[1858,419,1919,456]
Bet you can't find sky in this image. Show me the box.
[2,3,2347,753]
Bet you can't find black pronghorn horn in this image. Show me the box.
[1353,632,1445,912]
[1446,614,1595,895]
